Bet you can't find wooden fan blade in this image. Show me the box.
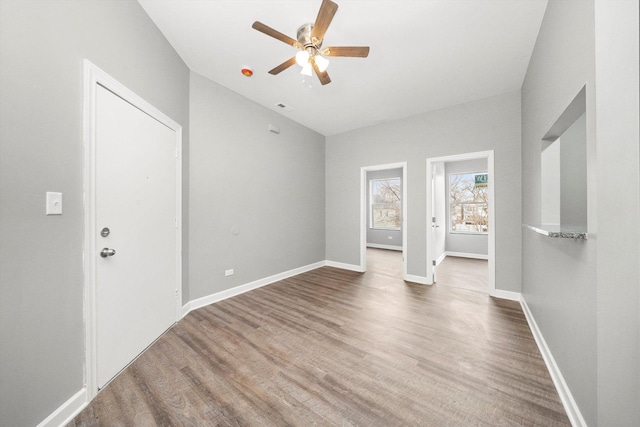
[311,58,331,85]
[269,57,297,75]
[322,46,370,58]
[252,21,300,48]
[311,0,338,43]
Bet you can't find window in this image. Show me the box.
[449,172,488,233]
[370,178,401,230]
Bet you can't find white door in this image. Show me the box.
[95,85,178,389]
[431,162,446,281]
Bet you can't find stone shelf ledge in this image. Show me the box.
[523,224,588,240]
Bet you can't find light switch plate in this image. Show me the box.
[46,192,62,215]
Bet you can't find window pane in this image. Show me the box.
[449,172,488,233]
[370,178,401,229]
[450,203,488,232]
[372,203,401,229]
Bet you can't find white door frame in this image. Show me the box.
[360,162,408,278]
[426,151,495,294]
[82,60,182,399]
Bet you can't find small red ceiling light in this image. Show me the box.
[241,67,253,77]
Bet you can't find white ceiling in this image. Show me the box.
[137,0,548,136]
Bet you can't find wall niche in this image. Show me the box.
[532,86,587,239]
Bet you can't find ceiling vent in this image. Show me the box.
[274,102,293,112]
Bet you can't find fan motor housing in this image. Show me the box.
[297,23,321,50]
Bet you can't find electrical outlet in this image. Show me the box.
[225,269,234,277]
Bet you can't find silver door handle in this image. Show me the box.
[100,248,116,258]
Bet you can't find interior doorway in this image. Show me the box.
[426,151,495,294]
[83,60,183,398]
[360,162,407,277]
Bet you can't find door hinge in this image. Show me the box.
[175,289,178,298]
[432,260,436,266]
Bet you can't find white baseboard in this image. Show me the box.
[404,274,430,285]
[37,388,87,427]
[183,261,325,316]
[520,297,587,427]
[366,243,402,251]
[445,251,488,260]
[489,289,521,302]
[325,260,364,272]
[436,252,446,266]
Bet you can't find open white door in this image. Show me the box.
[430,162,446,282]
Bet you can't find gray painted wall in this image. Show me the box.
[366,168,403,248]
[188,72,325,300]
[326,91,521,291]
[0,1,190,425]
[560,112,587,228]
[444,158,488,256]
[521,2,597,423]
[521,0,639,425]
[593,1,639,425]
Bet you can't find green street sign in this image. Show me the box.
[475,173,488,188]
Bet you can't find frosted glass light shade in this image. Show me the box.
[314,55,329,72]
[295,50,310,66]
[300,62,313,76]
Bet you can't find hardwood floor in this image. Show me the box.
[366,247,403,279]
[366,248,489,293]
[70,261,569,426]
[436,256,488,293]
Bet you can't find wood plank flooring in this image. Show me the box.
[436,256,488,293]
[70,259,570,426]
[366,248,488,294]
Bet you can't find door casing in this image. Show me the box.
[426,151,495,293]
[360,162,408,278]
[82,60,182,399]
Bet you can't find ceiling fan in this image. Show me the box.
[252,0,370,85]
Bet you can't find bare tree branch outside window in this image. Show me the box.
[449,172,488,233]
[370,178,401,230]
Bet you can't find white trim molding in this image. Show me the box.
[520,296,587,427]
[444,251,489,260]
[404,274,430,285]
[367,243,403,251]
[37,388,87,427]
[183,261,325,317]
[489,289,521,302]
[325,260,364,272]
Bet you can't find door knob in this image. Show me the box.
[100,248,116,258]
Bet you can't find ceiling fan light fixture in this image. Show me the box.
[295,50,310,66]
[252,0,369,86]
[300,62,313,76]
[314,54,329,72]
